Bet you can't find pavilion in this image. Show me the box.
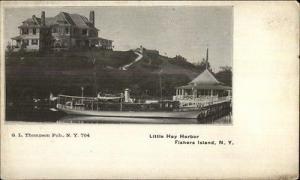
[173,48,231,103]
[174,69,231,102]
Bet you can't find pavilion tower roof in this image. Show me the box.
[189,69,221,85]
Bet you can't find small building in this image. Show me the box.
[11,11,113,51]
[174,69,231,101]
[173,48,231,107]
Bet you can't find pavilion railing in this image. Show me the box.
[173,95,231,108]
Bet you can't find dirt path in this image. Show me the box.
[121,50,143,70]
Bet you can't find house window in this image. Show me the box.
[32,39,38,45]
[85,40,89,46]
[33,28,36,35]
[89,30,94,36]
[52,28,57,33]
[62,41,68,48]
[22,28,29,35]
[65,27,69,34]
[23,40,29,46]
[76,40,81,47]
[82,29,87,35]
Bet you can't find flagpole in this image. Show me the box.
[206,47,209,70]
[159,69,162,102]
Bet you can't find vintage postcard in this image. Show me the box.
[0,1,298,179]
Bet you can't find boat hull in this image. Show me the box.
[57,105,200,119]
[58,116,198,124]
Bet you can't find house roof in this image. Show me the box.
[11,35,39,40]
[68,13,93,28]
[98,37,113,42]
[11,35,23,40]
[19,12,97,30]
[45,17,56,26]
[20,16,40,27]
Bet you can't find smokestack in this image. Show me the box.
[124,88,130,103]
[41,11,45,26]
[89,10,95,26]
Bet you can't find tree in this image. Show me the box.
[215,66,232,86]
[219,66,232,72]
[195,58,211,72]
[6,42,14,54]
[175,55,187,62]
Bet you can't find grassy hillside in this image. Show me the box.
[128,49,199,79]
[6,49,137,69]
[5,49,198,103]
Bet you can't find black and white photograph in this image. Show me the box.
[4,6,233,124]
[1,1,298,180]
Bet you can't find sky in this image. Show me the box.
[4,6,232,71]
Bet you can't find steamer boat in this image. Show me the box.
[56,92,231,120]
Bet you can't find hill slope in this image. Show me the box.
[5,48,200,102]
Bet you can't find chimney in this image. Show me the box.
[89,10,95,26]
[32,15,36,23]
[41,11,45,26]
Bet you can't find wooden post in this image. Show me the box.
[193,88,197,99]
[210,90,213,104]
[120,94,123,111]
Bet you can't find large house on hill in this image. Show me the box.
[11,11,113,51]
